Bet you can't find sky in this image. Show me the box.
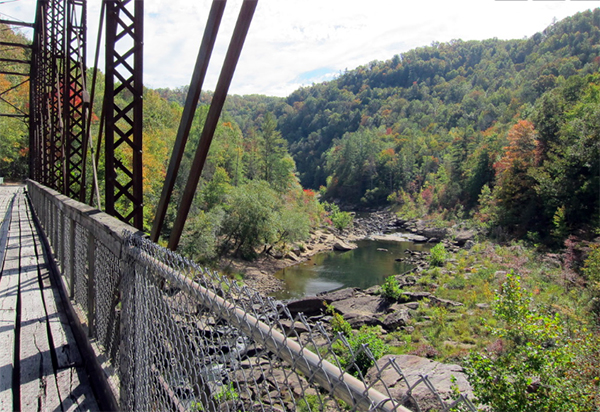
[1,0,599,97]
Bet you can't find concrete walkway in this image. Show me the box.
[0,185,99,412]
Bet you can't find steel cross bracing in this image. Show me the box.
[104,0,144,230]
[63,0,87,201]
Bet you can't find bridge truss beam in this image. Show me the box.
[30,0,87,199]
[104,0,144,230]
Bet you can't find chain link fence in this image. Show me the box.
[27,180,478,412]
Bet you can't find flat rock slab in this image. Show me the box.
[367,354,474,411]
[331,294,391,327]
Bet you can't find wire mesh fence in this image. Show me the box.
[27,180,479,412]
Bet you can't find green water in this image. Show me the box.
[271,238,432,300]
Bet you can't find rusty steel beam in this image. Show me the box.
[0,41,32,48]
[168,0,258,250]
[150,0,227,243]
[0,70,29,76]
[104,0,144,230]
[0,58,31,64]
[0,19,35,28]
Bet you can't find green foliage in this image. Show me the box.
[323,202,354,231]
[0,25,30,179]
[331,210,353,231]
[464,271,589,412]
[381,276,403,300]
[297,394,323,412]
[221,180,280,259]
[334,326,389,377]
[583,244,600,315]
[180,208,225,263]
[429,243,448,267]
[325,302,352,337]
[213,382,239,404]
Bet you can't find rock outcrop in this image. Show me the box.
[366,354,474,411]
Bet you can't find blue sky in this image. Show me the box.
[2,0,599,97]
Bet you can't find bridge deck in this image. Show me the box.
[0,185,99,411]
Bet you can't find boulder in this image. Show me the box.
[331,294,391,327]
[453,229,476,246]
[400,291,432,302]
[366,355,474,412]
[429,296,463,308]
[463,240,476,250]
[381,308,411,330]
[333,240,358,251]
[422,227,449,239]
[286,297,326,317]
[285,251,301,262]
[318,287,359,302]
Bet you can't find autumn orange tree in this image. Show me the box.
[492,120,541,236]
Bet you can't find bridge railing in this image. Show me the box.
[26,180,478,412]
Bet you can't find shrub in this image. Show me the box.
[335,326,389,377]
[297,394,323,412]
[331,210,353,231]
[582,244,600,316]
[325,302,352,337]
[213,382,239,403]
[429,243,448,267]
[464,271,587,411]
[381,275,403,300]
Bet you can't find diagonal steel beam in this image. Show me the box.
[168,0,258,250]
[150,0,227,242]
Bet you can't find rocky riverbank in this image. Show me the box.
[221,209,479,296]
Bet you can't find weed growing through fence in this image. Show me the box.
[213,382,239,404]
[297,394,323,412]
[325,302,352,337]
[334,326,389,377]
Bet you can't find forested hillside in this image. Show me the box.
[2,9,599,247]
[0,23,30,178]
[243,9,600,244]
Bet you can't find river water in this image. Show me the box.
[271,237,432,300]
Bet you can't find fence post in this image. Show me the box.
[119,245,135,410]
[59,207,65,271]
[87,231,96,337]
[69,221,76,299]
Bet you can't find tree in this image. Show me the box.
[220,180,280,259]
[259,113,293,190]
[493,120,541,236]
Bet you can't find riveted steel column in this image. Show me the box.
[104,0,144,230]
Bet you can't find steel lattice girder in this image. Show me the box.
[104,0,143,230]
[48,0,66,191]
[30,0,88,201]
[63,0,87,201]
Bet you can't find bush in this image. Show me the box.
[464,271,588,411]
[582,244,600,316]
[381,275,403,300]
[429,243,448,267]
[325,302,352,337]
[334,326,389,377]
[331,210,353,231]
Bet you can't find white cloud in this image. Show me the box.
[1,0,598,96]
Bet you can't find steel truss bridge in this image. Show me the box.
[0,2,478,411]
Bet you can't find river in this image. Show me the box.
[270,237,432,300]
